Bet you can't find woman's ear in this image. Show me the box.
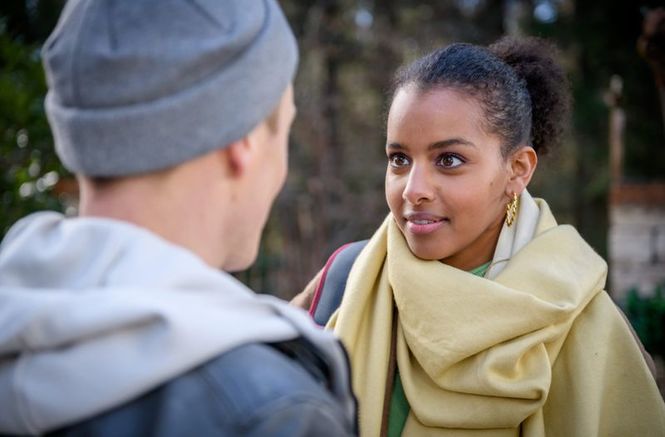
[507,146,538,196]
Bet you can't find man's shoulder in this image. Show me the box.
[198,341,339,413]
[157,341,354,435]
[49,341,355,437]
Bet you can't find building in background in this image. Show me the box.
[608,8,665,303]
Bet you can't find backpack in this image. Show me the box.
[309,240,368,326]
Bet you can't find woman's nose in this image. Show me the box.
[403,164,434,205]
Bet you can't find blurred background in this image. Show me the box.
[1,0,664,386]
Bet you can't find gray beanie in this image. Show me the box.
[42,0,298,177]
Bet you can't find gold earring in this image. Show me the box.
[505,192,519,227]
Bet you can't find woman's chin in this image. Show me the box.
[406,240,449,262]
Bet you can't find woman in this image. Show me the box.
[293,37,665,436]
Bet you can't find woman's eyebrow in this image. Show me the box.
[427,138,477,150]
[386,138,477,150]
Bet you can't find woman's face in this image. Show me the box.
[385,85,512,271]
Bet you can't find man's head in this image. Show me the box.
[41,0,298,271]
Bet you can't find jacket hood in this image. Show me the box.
[0,212,354,434]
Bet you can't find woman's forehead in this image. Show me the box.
[387,86,489,140]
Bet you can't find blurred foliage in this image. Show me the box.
[0,16,67,237]
[625,284,665,357]
[1,0,664,299]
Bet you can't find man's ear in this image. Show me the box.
[222,121,269,177]
[507,146,538,196]
[222,136,254,177]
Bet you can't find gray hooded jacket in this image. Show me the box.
[0,212,356,435]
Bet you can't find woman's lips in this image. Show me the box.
[404,213,448,235]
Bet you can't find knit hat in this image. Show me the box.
[42,0,298,177]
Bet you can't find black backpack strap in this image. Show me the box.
[309,240,369,326]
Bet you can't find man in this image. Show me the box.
[0,0,357,435]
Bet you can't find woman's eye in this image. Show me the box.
[388,153,410,168]
[437,153,464,168]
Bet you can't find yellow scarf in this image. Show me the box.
[328,199,665,436]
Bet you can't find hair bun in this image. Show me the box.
[490,36,571,155]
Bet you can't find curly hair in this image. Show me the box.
[391,36,571,156]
